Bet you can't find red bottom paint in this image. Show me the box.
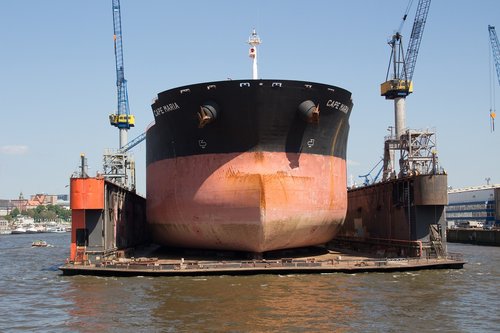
[147,152,347,252]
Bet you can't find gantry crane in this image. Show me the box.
[109,0,135,149]
[488,25,498,131]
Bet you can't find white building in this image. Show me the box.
[0,219,10,234]
[446,185,500,228]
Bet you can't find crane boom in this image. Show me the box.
[488,25,499,131]
[118,132,146,154]
[110,0,135,148]
[488,25,500,87]
[404,0,431,84]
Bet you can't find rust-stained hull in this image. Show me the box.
[147,79,353,252]
[147,152,347,252]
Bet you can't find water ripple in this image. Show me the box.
[0,235,498,332]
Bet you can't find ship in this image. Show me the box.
[146,79,353,252]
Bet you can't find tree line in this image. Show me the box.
[6,205,71,222]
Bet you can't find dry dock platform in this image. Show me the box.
[59,247,465,277]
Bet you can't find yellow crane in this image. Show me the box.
[109,0,135,149]
[381,0,431,140]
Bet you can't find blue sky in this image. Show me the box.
[1,0,500,199]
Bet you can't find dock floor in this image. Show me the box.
[59,246,465,276]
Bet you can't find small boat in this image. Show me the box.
[25,227,38,234]
[47,225,67,233]
[11,227,26,234]
[32,240,48,247]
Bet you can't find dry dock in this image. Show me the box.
[61,175,464,277]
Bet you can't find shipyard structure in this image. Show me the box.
[336,155,449,258]
[446,185,500,246]
[446,185,500,229]
[62,73,464,275]
[330,0,451,259]
[59,9,464,275]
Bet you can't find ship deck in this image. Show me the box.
[59,246,465,276]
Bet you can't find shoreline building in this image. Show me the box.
[0,193,70,216]
[446,185,500,228]
[10,193,69,211]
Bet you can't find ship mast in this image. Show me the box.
[248,29,261,79]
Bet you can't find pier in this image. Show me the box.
[447,228,500,246]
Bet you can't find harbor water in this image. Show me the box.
[0,233,498,332]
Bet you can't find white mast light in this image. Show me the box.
[248,29,261,80]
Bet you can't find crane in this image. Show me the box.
[102,0,142,191]
[380,0,432,181]
[358,158,384,186]
[109,0,135,149]
[380,0,431,140]
[488,25,499,131]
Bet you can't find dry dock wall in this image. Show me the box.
[336,174,448,257]
[69,177,148,262]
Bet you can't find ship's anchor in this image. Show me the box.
[197,101,219,128]
[310,104,320,123]
[198,106,212,128]
[298,100,320,123]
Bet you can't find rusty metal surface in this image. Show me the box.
[68,178,148,262]
[59,249,465,276]
[342,175,447,243]
[413,174,448,205]
[147,152,347,252]
[70,177,105,210]
[105,181,148,250]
